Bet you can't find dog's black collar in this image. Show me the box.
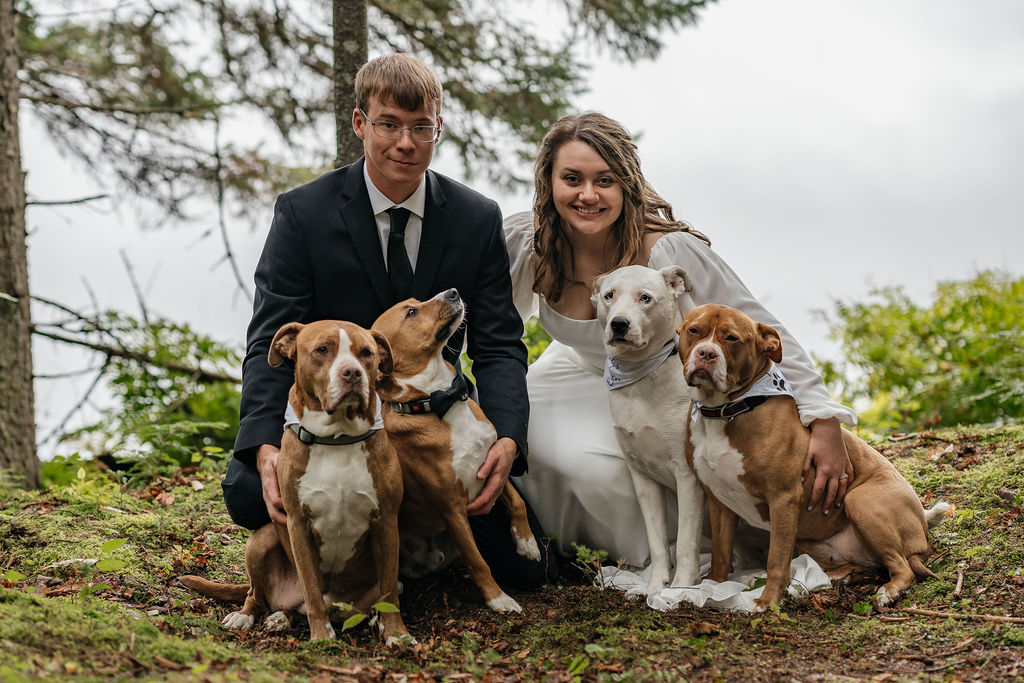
[695,395,769,421]
[288,423,380,446]
[387,370,469,419]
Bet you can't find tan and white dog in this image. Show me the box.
[181,320,411,644]
[677,304,948,610]
[372,289,540,613]
[593,265,705,593]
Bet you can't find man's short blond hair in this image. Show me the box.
[355,53,443,117]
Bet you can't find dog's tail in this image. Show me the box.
[909,555,936,579]
[924,501,952,530]
[178,575,250,602]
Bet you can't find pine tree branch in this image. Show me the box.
[27,193,109,206]
[32,328,240,384]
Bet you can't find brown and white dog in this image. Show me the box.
[677,304,948,610]
[181,320,411,644]
[372,289,540,613]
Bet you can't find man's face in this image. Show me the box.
[352,95,441,204]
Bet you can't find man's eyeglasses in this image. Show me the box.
[359,109,439,143]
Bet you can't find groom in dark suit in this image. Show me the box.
[223,53,555,588]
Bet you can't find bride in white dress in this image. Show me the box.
[505,113,857,567]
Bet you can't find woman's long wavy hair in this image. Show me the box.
[532,112,710,303]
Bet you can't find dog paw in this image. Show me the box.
[874,585,899,607]
[309,622,336,640]
[486,593,522,613]
[222,611,255,631]
[515,535,542,562]
[264,611,291,632]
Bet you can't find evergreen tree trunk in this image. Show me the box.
[0,0,39,488]
[333,0,367,168]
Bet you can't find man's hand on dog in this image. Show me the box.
[257,444,288,524]
[804,417,855,513]
[466,437,517,515]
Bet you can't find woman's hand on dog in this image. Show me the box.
[804,417,855,513]
[466,437,517,516]
[257,444,288,524]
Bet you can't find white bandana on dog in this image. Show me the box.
[692,362,795,412]
[605,335,680,390]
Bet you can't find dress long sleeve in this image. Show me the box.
[649,231,857,427]
[502,210,540,322]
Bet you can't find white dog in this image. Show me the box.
[593,265,705,593]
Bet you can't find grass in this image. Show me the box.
[1,425,1022,681]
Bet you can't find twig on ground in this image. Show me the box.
[878,616,910,623]
[924,658,967,673]
[928,549,950,567]
[902,607,1024,623]
[954,563,965,596]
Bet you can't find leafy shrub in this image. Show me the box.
[815,270,1023,431]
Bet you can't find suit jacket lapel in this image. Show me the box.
[338,159,392,311]
[412,170,449,300]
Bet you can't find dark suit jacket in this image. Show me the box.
[233,159,529,475]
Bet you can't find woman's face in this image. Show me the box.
[550,140,624,239]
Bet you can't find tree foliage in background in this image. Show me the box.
[56,312,241,479]
[19,0,713,213]
[815,270,1024,433]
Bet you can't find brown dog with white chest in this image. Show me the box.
[676,304,948,610]
[372,289,540,613]
[181,320,411,644]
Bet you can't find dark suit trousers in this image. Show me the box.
[222,457,559,590]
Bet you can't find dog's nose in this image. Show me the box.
[340,365,363,383]
[610,317,630,337]
[697,346,718,363]
[443,288,459,302]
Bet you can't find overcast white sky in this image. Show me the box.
[23,0,1024,454]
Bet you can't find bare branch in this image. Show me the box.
[38,362,109,451]
[27,193,110,206]
[119,249,151,327]
[23,94,228,117]
[32,328,240,384]
[212,118,253,304]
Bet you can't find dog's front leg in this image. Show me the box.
[285,514,333,640]
[706,489,738,583]
[754,492,801,611]
[367,511,414,646]
[628,467,672,594]
[670,469,705,588]
[439,505,522,613]
[499,483,541,561]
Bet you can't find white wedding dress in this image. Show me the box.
[503,211,857,567]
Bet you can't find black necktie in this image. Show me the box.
[386,207,413,301]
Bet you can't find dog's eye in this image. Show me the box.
[360,347,373,358]
[405,307,418,318]
[687,327,700,335]
[315,345,328,354]
[639,293,652,304]
[603,291,614,301]
[724,334,739,343]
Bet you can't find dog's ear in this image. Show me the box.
[589,272,602,307]
[757,323,783,363]
[371,330,394,378]
[269,322,303,367]
[660,266,692,295]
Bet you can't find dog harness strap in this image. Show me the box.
[387,371,469,419]
[697,395,769,420]
[288,423,380,445]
